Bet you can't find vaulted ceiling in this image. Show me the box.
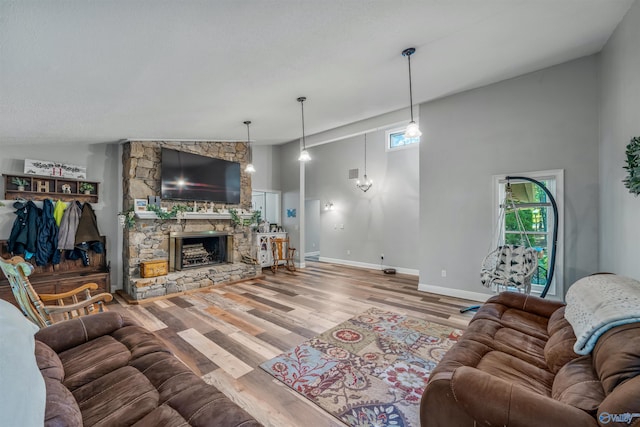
[0,0,633,145]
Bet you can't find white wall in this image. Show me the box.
[599,0,640,278]
[304,129,420,273]
[419,56,600,301]
[0,142,123,290]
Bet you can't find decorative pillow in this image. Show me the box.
[0,299,46,425]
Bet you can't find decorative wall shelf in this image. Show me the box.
[3,173,99,203]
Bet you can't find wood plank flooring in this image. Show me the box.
[108,260,477,427]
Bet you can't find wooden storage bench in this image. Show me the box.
[0,237,110,308]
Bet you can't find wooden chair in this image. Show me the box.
[0,255,113,328]
[270,237,296,273]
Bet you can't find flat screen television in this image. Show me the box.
[161,148,241,203]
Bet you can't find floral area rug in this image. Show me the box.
[260,307,462,427]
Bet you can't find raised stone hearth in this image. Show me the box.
[122,141,257,301]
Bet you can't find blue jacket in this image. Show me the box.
[36,199,59,266]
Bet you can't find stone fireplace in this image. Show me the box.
[122,141,258,301]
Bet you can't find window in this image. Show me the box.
[385,127,420,151]
[493,170,564,297]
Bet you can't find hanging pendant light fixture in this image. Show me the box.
[297,96,311,162]
[402,47,422,141]
[244,120,256,173]
[356,133,373,192]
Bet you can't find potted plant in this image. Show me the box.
[11,177,30,191]
[79,182,94,195]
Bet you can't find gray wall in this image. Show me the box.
[419,56,600,300]
[304,199,321,255]
[599,0,640,278]
[0,142,123,290]
[304,129,420,272]
[279,140,302,264]
[251,145,281,191]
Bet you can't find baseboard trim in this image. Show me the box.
[304,251,320,256]
[318,257,418,276]
[417,283,490,302]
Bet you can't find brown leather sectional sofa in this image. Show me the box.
[421,291,640,427]
[35,312,261,426]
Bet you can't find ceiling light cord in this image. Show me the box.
[402,47,422,139]
[363,133,368,176]
[299,97,307,150]
[297,97,311,161]
[245,120,252,163]
[244,120,256,173]
[407,52,414,123]
[356,133,372,192]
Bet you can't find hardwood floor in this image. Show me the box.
[109,260,477,427]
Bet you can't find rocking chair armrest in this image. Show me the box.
[43,293,113,314]
[39,283,100,301]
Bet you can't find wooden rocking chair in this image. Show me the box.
[0,255,113,328]
[270,237,296,273]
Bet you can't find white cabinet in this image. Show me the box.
[255,232,287,268]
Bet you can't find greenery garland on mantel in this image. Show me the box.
[146,203,192,219]
[623,136,640,196]
[118,203,261,229]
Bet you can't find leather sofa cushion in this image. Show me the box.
[43,377,83,427]
[544,324,579,373]
[464,319,548,369]
[59,335,130,390]
[552,355,604,413]
[36,341,65,382]
[547,306,569,335]
[73,365,159,426]
[592,322,640,395]
[476,350,554,396]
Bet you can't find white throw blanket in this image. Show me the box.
[565,274,640,355]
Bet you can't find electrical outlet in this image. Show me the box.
[441,270,447,277]
[347,250,351,255]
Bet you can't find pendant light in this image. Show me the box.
[297,96,311,162]
[244,120,256,173]
[402,47,422,141]
[356,133,373,192]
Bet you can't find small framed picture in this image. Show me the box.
[134,198,148,212]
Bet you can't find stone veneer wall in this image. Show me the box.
[122,141,257,300]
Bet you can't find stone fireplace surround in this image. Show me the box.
[122,141,258,301]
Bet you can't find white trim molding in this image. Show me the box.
[319,257,418,276]
[418,283,491,302]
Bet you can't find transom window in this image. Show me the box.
[385,127,420,151]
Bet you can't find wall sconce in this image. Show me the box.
[324,202,334,211]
